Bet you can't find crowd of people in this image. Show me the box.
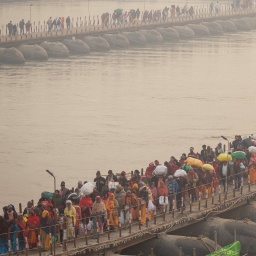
[0,134,256,253]
[102,6,196,26]
[6,20,32,37]
[5,1,233,37]
[5,0,255,37]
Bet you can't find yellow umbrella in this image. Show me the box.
[185,157,203,168]
[217,153,232,162]
[202,164,214,172]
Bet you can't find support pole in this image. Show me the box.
[212,187,214,204]
[139,210,142,230]
[84,223,88,245]
[248,174,251,192]
[63,219,67,251]
[72,217,76,248]
[205,190,208,208]
[172,199,175,218]
[233,179,235,197]
[154,206,157,224]
[107,219,110,240]
[214,230,218,251]
[49,232,53,255]
[146,208,149,227]
[181,197,184,215]
[241,177,243,195]
[38,228,42,256]
[119,212,122,237]
[129,208,132,234]
[198,192,201,210]
[96,221,100,243]
[189,194,192,212]
[218,185,221,203]
[234,228,237,241]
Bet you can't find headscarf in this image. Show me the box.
[41,209,49,218]
[91,197,106,215]
[116,184,123,191]
[66,200,72,205]
[106,193,117,212]
[132,183,138,191]
[66,200,72,210]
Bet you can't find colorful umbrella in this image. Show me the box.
[181,164,191,172]
[231,151,246,159]
[185,157,203,168]
[248,146,256,154]
[217,153,232,162]
[202,164,214,172]
[174,169,187,177]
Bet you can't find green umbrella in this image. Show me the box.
[231,151,246,159]
[207,241,240,256]
[181,164,191,172]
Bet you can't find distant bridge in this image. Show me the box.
[0,8,256,48]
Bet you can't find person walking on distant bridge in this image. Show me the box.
[215,1,221,14]
[188,6,194,16]
[66,16,71,29]
[136,9,141,20]
[19,19,25,35]
[210,1,214,13]
[25,21,31,34]
[176,5,181,15]
[7,21,13,36]
[12,24,17,36]
[47,17,52,32]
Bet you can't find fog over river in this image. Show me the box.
[0,0,255,207]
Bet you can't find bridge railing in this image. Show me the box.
[1,169,255,256]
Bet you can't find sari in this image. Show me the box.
[27,211,40,249]
[40,210,51,250]
[131,192,140,221]
[79,196,93,224]
[106,193,119,228]
[249,164,256,184]
[91,198,106,236]
[64,205,76,240]
[124,191,140,225]
[138,186,149,225]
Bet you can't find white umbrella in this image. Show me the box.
[248,146,256,154]
[174,169,187,177]
[81,182,95,195]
